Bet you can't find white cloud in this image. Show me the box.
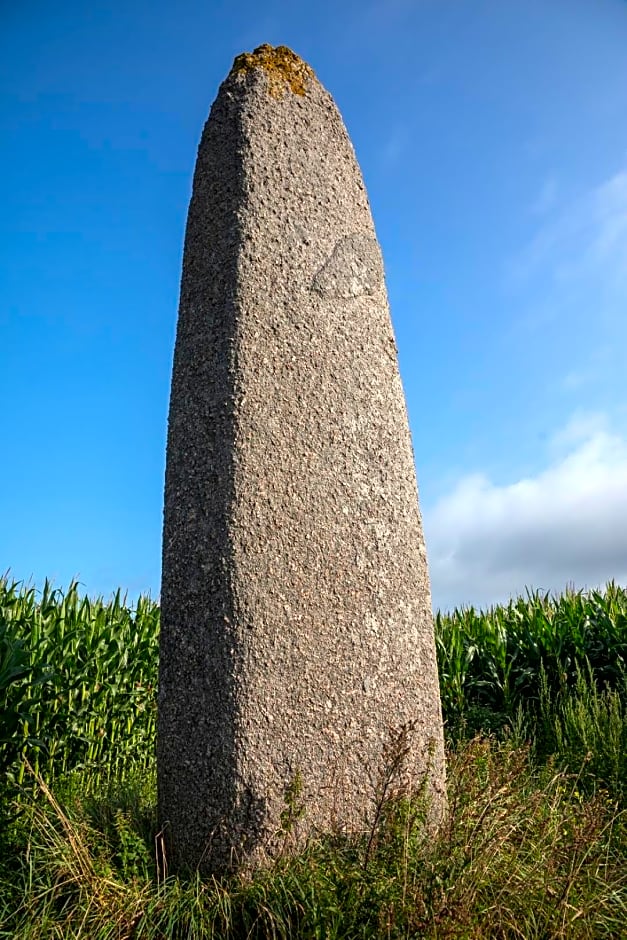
[560,370,588,391]
[424,412,627,612]
[529,175,558,216]
[558,344,614,393]
[379,128,407,169]
[509,166,627,289]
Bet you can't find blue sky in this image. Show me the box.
[3,0,627,611]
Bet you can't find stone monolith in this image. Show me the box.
[158,44,446,875]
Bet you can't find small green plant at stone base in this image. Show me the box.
[278,770,306,842]
[362,721,432,874]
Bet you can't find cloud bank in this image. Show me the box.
[424,413,627,612]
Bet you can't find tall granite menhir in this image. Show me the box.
[158,44,446,874]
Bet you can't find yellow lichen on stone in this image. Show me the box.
[231,44,314,98]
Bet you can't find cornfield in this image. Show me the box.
[0,577,158,789]
[436,581,627,739]
[1,575,626,796]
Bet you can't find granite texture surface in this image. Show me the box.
[158,44,446,874]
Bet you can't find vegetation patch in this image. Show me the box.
[1,576,626,937]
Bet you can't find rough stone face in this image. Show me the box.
[158,43,446,875]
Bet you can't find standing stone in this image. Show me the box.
[158,44,446,875]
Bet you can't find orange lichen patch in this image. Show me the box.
[231,43,314,98]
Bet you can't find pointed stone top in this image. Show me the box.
[230,43,315,98]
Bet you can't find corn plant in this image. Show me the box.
[0,584,51,777]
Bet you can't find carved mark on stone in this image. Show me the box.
[311,235,383,299]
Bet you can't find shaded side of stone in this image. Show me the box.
[158,80,258,873]
[159,49,446,875]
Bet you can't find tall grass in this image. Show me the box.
[2,741,625,939]
[542,664,627,804]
